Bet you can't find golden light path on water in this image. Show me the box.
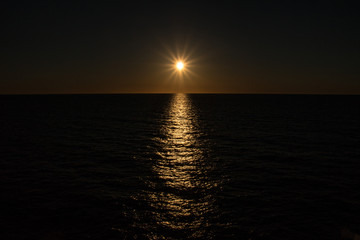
[147,93,219,238]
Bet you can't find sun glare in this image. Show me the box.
[176,61,184,70]
[161,43,200,88]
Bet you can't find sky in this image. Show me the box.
[1,1,359,94]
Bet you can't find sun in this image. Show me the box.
[161,44,199,83]
[176,61,184,70]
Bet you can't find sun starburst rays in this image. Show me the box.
[155,41,203,92]
[163,50,198,82]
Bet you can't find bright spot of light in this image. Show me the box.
[176,61,184,70]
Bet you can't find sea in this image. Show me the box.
[0,94,359,240]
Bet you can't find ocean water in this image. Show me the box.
[0,94,359,240]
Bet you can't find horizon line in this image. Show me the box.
[1,92,359,96]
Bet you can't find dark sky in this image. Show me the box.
[1,1,359,94]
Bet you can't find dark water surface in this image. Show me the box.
[1,94,359,239]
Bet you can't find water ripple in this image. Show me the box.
[144,93,220,238]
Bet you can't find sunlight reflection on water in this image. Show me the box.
[147,93,219,238]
